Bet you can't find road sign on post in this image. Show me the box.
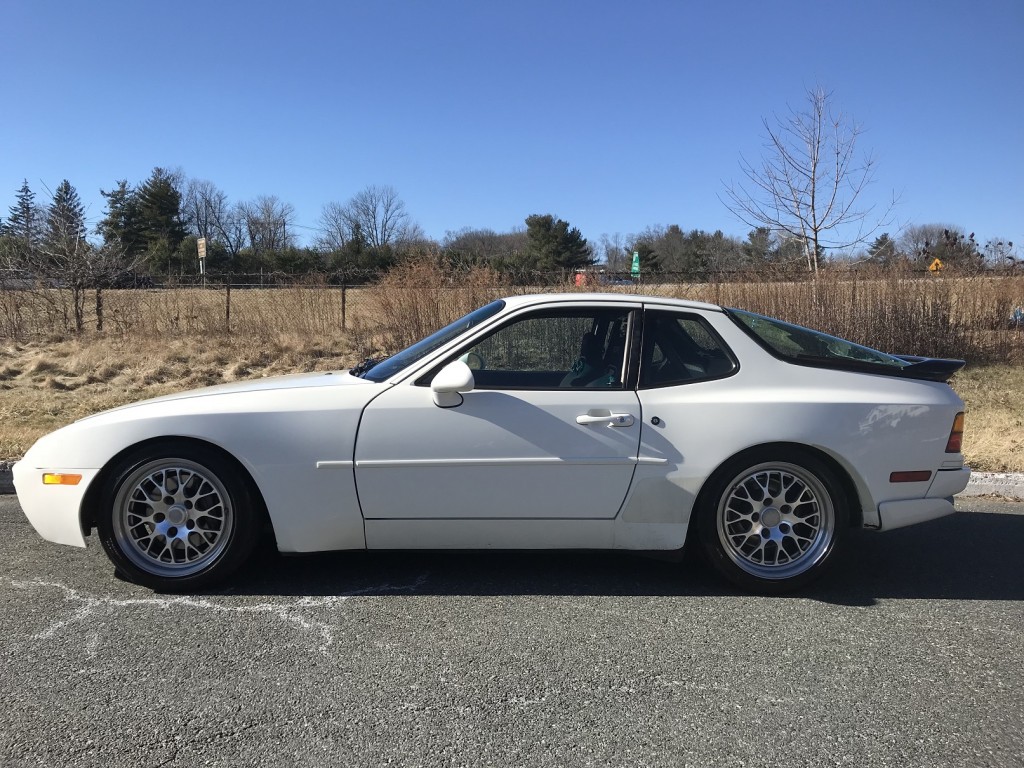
[197,238,207,286]
[630,251,640,281]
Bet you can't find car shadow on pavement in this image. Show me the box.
[222,509,1024,605]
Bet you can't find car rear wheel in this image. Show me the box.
[697,450,848,593]
[97,444,260,591]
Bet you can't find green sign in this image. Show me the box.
[630,250,640,278]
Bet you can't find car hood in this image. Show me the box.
[80,370,374,420]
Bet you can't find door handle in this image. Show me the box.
[576,413,635,427]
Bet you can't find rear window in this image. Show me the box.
[728,308,911,371]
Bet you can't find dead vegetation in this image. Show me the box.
[950,365,1024,473]
[1,259,1021,469]
[0,334,356,458]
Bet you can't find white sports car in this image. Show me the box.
[14,293,970,593]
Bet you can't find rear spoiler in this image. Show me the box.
[892,356,966,382]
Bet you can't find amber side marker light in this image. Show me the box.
[42,473,82,486]
[945,412,965,453]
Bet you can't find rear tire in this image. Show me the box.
[97,443,260,592]
[697,449,848,594]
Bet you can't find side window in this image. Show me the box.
[454,308,631,390]
[640,310,737,388]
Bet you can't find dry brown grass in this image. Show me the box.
[0,336,1018,472]
[0,334,359,458]
[661,273,1024,364]
[1,261,1021,470]
[4,265,1021,364]
[352,259,511,355]
[950,365,1024,473]
[0,277,375,340]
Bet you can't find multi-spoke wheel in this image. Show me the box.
[698,450,848,593]
[97,444,261,591]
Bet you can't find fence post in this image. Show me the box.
[95,288,104,332]
[341,284,347,331]
[225,274,232,333]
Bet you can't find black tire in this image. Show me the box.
[96,442,261,592]
[696,448,848,594]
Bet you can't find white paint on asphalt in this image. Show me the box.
[9,574,429,657]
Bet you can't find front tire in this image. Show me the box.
[97,444,261,591]
[697,450,848,594]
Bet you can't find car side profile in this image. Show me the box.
[14,293,970,593]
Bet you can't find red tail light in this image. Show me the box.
[945,412,965,453]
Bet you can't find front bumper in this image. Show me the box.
[13,460,97,548]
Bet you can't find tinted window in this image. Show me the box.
[640,310,737,388]
[361,300,506,382]
[728,308,911,370]
[451,308,631,390]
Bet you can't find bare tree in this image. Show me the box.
[240,195,296,257]
[315,185,424,264]
[983,237,1017,268]
[182,178,227,241]
[315,201,352,252]
[597,232,628,271]
[349,184,406,249]
[442,227,529,263]
[348,185,421,249]
[722,87,893,274]
[218,203,248,262]
[181,179,247,263]
[899,223,984,271]
[898,224,949,262]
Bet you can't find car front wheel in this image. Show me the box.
[697,451,848,593]
[97,444,260,591]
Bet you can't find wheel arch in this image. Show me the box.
[80,436,275,546]
[691,441,865,533]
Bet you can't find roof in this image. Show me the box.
[500,292,725,313]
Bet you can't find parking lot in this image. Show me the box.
[2,495,1022,767]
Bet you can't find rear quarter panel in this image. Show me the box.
[622,312,965,531]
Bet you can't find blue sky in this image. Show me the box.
[2,0,1021,252]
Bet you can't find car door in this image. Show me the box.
[355,303,643,520]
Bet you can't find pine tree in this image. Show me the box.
[44,179,95,331]
[99,180,144,258]
[137,167,186,254]
[866,233,898,266]
[45,179,87,254]
[6,179,42,261]
[524,214,592,271]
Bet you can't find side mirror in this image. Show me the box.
[431,360,475,408]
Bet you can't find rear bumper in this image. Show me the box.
[875,467,971,532]
[928,466,972,498]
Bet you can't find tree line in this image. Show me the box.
[3,87,1018,292]
[1,171,1016,294]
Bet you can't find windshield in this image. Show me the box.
[358,300,506,382]
[728,308,911,370]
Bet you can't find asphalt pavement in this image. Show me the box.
[1,495,1022,767]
